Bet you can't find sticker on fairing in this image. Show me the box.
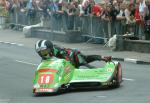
[38,74,53,84]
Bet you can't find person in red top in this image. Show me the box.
[134,2,142,38]
[135,2,141,24]
[92,3,102,16]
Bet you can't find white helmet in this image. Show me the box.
[35,40,54,59]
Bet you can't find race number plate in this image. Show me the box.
[38,74,53,84]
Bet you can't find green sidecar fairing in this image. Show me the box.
[33,57,122,94]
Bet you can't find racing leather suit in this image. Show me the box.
[51,45,104,68]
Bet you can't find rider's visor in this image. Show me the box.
[40,49,49,56]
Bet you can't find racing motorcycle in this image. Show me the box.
[33,57,122,95]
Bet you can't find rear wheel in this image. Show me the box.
[115,63,123,87]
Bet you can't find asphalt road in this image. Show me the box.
[0,42,150,103]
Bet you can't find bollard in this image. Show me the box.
[65,30,82,43]
[115,35,125,51]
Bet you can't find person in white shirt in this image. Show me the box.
[139,0,146,20]
[116,3,126,35]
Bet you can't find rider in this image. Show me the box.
[35,40,111,68]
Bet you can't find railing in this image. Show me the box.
[7,10,144,40]
[9,9,42,27]
[0,6,9,29]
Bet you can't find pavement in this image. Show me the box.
[0,29,150,65]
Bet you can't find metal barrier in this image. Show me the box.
[0,16,6,29]
[9,9,42,29]
[8,10,144,40]
[0,6,8,29]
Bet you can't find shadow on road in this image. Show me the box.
[33,85,123,97]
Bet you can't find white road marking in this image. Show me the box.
[95,96,107,98]
[123,78,135,81]
[0,41,24,46]
[15,60,38,66]
[16,43,24,46]
[124,58,138,63]
[0,98,10,103]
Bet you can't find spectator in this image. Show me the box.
[50,0,62,30]
[101,4,112,38]
[82,0,93,16]
[102,2,119,37]
[124,3,136,35]
[134,1,143,38]
[61,1,69,31]
[144,0,150,40]
[41,0,50,19]
[101,4,112,22]
[57,0,68,31]
[110,0,120,35]
[5,0,148,40]
[116,2,126,35]
[137,0,147,39]
[139,0,146,20]
[26,0,37,25]
[78,0,85,16]
[67,1,76,30]
[92,2,102,17]
[1,0,10,10]
[34,0,43,11]
[135,2,141,26]
[98,1,105,17]
[19,0,27,12]
[0,0,9,29]
[0,0,9,16]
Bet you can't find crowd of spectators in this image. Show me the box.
[0,0,150,40]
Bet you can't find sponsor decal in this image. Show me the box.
[78,75,97,78]
[107,68,112,72]
[36,88,54,92]
[65,66,71,74]
[102,82,113,86]
[38,68,58,73]
[38,74,53,84]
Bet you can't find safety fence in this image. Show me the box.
[0,6,9,29]
[0,16,6,29]
[7,10,144,40]
[8,9,42,27]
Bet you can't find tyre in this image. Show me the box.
[115,63,123,87]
